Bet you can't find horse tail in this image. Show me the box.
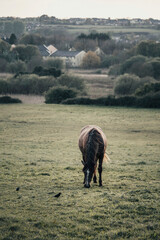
[103,151,111,163]
[86,129,104,166]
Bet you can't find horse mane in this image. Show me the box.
[86,128,104,170]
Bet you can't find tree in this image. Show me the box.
[0,39,10,55]
[137,41,160,57]
[7,60,27,73]
[9,33,17,44]
[4,22,13,36]
[45,86,77,104]
[19,33,45,45]
[13,44,41,62]
[82,51,101,69]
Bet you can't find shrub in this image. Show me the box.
[12,44,40,62]
[9,74,57,94]
[101,55,119,68]
[0,80,10,94]
[62,94,160,108]
[120,55,147,75]
[149,59,160,79]
[114,74,154,96]
[62,97,107,105]
[137,41,160,57]
[33,66,61,78]
[108,64,121,76]
[0,96,21,104]
[114,74,141,95]
[19,33,45,45]
[135,82,160,96]
[138,62,154,78]
[45,86,77,104]
[58,74,86,93]
[7,60,27,73]
[0,58,8,72]
[82,51,101,69]
[43,58,63,70]
[135,92,160,108]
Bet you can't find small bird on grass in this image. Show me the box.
[54,193,61,198]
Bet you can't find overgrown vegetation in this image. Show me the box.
[45,86,77,104]
[0,73,86,97]
[114,74,154,96]
[62,94,160,108]
[0,95,21,104]
[1,23,160,107]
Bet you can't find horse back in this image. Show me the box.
[78,125,107,154]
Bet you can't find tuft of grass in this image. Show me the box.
[0,104,160,239]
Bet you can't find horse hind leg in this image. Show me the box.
[98,154,103,187]
[93,163,97,183]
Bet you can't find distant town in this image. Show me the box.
[0,15,160,33]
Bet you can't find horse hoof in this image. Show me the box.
[84,184,90,188]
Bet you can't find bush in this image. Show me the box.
[62,97,107,105]
[19,33,45,45]
[117,54,160,79]
[149,59,160,79]
[114,74,153,96]
[0,58,8,72]
[58,74,86,93]
[137,41,160,57]
[108,64,121,76]
[43,58,63,70]
[0,96,21,104]
[82,51,101,69]
[45,86,77,104]
[7,60,27,73]
[9,74,57,94]
[101,55,119,68]
[62,94,160,108]
[114,74,141,95]
[12,44,41,62]
[135,92,160,108]
[33,66,61,78]
[120,55,147,75]
[0,80,10,94]
[135,82,160,96]
[0,73,86,95]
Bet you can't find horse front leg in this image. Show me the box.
[98,154,103,187]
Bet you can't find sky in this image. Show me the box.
[0,0,160,20]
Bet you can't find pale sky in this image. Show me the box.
[0,0,160,19]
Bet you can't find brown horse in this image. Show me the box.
[78,125,108,188]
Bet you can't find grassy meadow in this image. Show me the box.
[0,104,160,240]
[47,24,160,35]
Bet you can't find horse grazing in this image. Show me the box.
[78,125,108,188]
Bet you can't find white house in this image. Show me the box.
[51,50,86,67]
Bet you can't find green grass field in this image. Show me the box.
[47,24,160,35]
[0,104,160,239]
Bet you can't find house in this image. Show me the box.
[94,47,105,57]
[38,44,57,57]
[51,50,86,67]
[47,45,57,54]
[38,45,50,57]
